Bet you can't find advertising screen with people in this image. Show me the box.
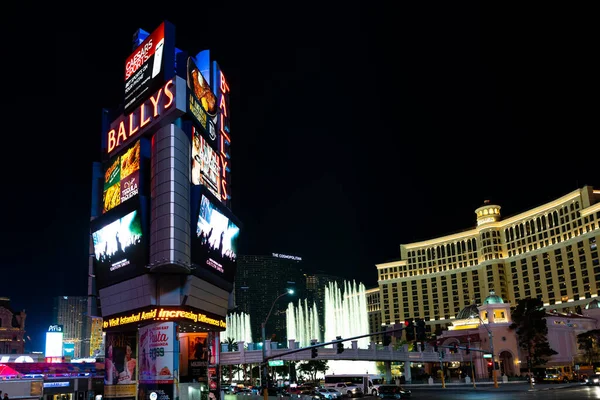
[91,199,148,289]
[190,190,240,284]
[104,331,137,399]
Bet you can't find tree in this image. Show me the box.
[509,297,558,367]
[220,337,240,383]
[577,329,600,365]
[297,360,329,383]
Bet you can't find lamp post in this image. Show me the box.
[262,289,294,400]
[472,313,498,388]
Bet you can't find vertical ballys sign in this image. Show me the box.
[106,77,186,156]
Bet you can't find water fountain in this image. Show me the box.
[222,312,253,345]
[287,280,375,375]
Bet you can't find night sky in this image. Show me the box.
[4,4,596,351]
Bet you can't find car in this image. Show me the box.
[333,383,363,398]
[325,388,343,399]
[377,385,412,399]
[299,390,329,399]
[234,388,253,396]
[586,373,600,386]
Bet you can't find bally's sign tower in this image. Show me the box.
[88,20,238,400]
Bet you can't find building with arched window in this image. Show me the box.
[376,185,600,338]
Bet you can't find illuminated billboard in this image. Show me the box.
[45,331,63,358]
[124,21,175,115]
[212,61,231,205]
[190,189,240,284]
[104,330,137,398]
[103,140,141,213]
[91,198,148,289]
[191,125,221,199]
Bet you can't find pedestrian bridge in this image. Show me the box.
[220,339,464,365]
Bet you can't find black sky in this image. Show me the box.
[4,4,597,351]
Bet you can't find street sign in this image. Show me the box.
[268,360,284,366]
[483,354,492,358]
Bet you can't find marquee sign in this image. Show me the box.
[107,76,186,156]
[103,306,226,330]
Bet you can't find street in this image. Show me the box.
[367,382,600,399]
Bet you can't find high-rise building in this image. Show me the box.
[376,185,600,335]
[0,297,26,354]
[234,253,306,344]
[365,287,382,343]
[53,296,89,358]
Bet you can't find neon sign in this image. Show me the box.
[103,306,227,329]
[107,77,185,155]
[218,70,230,202]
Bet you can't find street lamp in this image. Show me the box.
[471,312,498,388]
[262,288,294,400]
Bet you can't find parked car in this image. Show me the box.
[377,385,412,399]
[299,390,329,399]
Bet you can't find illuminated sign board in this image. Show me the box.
[91,198,148,289]
[186,56,218,145]
[45,331,63,357]
[191,190,240,283]
[44,382,70,388]
[268,360,284,366]
[48,324,63,332]
[107,77,186,156]
[124,22,175,115]
[102,306,227,330]
[272,253,302,261]
[191,125,221,199]
[103,140,141,213]
[217,69,231,203]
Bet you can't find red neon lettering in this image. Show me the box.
[128,114,139,137]
[108,130,116,153]
[117,122,127,146]
[149,88,163,117]
[219,95,227,118]
[163,80,174,108]
[221,179,228,201]
[140,102,151,128]
[220,71,229,94]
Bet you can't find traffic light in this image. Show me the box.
[451,343,458,353]
[336,336,344,354]
[487,361,493,368]
[311,347,318,358]
[420,342,425,352]
[405,319,415,341]
[465,344,470,355]
[416,318,426,341]
[433,340,439,352]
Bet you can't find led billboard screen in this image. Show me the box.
[103,140,141,213]
[45,332,63,358]
[190,190,239,284]
[191,125,221,199]
[92,199,148,289]
[124,21,175,115]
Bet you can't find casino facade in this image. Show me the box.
[87,21,238,400]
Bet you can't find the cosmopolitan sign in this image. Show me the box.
[103,306,226,329]
[107,76,186,155]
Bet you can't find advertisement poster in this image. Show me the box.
[139,322,176,384]
[124,22,166,115]
[104,331,137,399]
[103,140,141,214]
[178,332,208,382]
[191,126,221,199]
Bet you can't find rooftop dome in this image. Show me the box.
[456,303,480,320]
[483,290,504,304]
[586,299,600,310]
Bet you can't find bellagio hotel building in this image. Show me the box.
[375,185,600,334]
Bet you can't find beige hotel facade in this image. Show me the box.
[375,185,600,335]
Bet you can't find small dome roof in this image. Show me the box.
[456,303,480,320]
[483,290,504,304]
[586,299,600,310]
